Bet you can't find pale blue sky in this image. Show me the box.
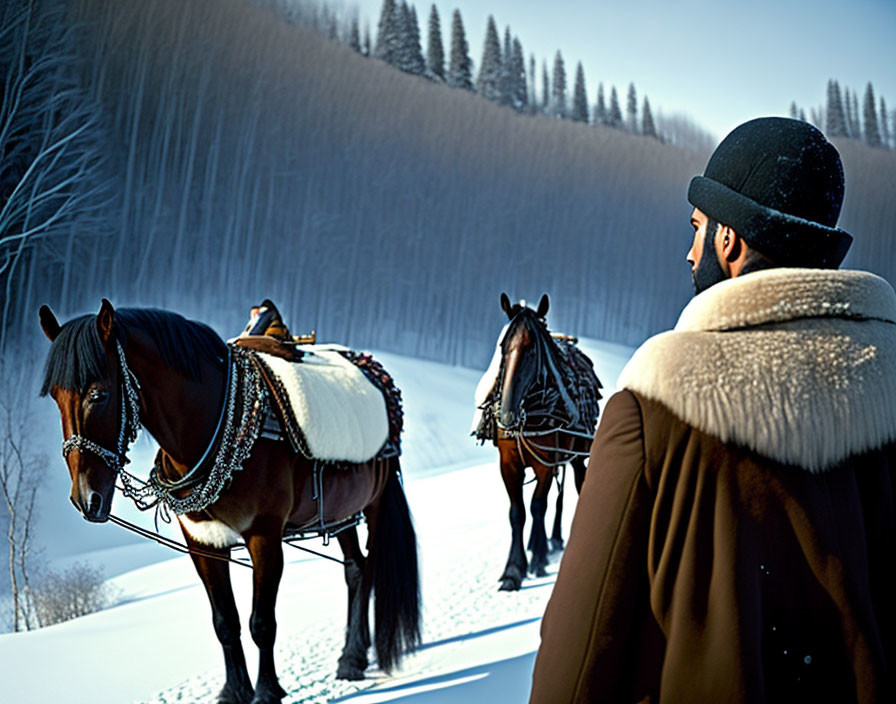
[352,0,896,141]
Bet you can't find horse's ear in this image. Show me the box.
[97,298,116,344]
[500,293,513,319]
[536,294,550,318]
[39,305,61,342]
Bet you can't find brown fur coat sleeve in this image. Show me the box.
[529,390,663,703]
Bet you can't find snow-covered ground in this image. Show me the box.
[0,339,633,703]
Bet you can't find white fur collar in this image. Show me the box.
[618,269,896,471]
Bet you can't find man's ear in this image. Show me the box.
[719,226,741,262]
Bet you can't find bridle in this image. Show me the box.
[497,315,575,432]
[494,315,592,465]
[61,340,142,476]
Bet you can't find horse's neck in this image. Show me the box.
[127,336,226,470]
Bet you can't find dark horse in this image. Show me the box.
[39,300,420,704]
[474,293,601,591]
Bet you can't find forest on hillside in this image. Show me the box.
[3,0,896,629]
[2,0,895,369]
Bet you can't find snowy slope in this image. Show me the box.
[0,340,633,703]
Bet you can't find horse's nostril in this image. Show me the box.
[88,493,103,516]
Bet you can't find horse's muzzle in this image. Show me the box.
[70,491,110,523]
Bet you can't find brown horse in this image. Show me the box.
[38,300,420,704]
[476,294,601,591]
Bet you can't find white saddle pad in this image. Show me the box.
[470,323,509,433]
[257,346,389,462]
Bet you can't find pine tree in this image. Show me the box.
[863,82,881,147]
[892,110,896,151]
[789,101,799,119]
[541,60,550,113]
[476,16,502,101]
[551,50,566,117]
[394,2,410,70]
[626,82,638,132]
[499,27,513,106]
[844,87,855,138]
[447,9,472,89]
[426,5,444,80]
[880,97,890,149]
[571,62,588,123]
[594,82,606,125]
[363,22,372,56]
[799,108,806,122]
[511,37,527,112]
[608,85,622,127]
[642,95,657,138]
[374,0,400,65]
[826,79,846,138]
[403,4,425,75]
[844,87,861,140]
[528,54,536,110]
[810,107,823,131]
[348,16,361,53]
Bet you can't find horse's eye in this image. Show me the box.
[87,389,108,404]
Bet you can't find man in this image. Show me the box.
[529,117,895,703]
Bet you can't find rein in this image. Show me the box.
[108,514,348,567]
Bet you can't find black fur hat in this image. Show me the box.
[688,117,852,267]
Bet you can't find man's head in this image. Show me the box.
[686,117,852,294]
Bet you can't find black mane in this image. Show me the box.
[41,308,227,395]
[501,307,553,357]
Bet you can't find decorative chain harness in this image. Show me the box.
[118,345,267,516]
[62,341,142,474]
[61,339,269,518]
[474,331,602,466]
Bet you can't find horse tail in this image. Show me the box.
[370,457,421,673]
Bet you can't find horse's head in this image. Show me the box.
[39,299,130,522]
[497,293,550,429]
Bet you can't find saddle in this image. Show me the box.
[232,301,402,462]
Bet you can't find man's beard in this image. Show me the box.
[692,220,728,294]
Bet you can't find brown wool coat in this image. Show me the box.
[530,269,896,703]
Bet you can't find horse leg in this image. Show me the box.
[572,454,587,493]
[335,526,371,680]
[528,466,553,577]
[185,540,254,704]
[499,456,527,591]
[550,465,565,553]
[245,532,287,704]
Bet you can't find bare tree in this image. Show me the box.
[30,561,116,627]
[0,0,115,354]
[0,357,44,632]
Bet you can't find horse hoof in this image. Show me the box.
[498,577,521,591]
[336,664,366,681]
[250,687,285,704]
[217,684,254,704]
[529,561,547,576]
